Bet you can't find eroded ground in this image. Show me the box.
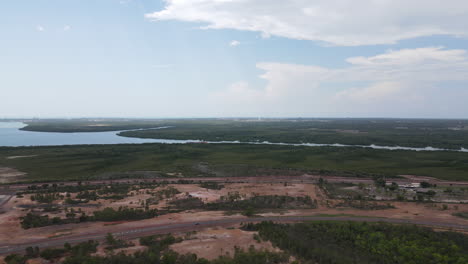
[170,227,281,260]
[0,178,467,262]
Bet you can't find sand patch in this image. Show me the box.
[0,167,26,183]
[170,183,320,203]
[6,155,37,160]
[170,227,281,260]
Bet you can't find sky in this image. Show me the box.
[1,0,468,118]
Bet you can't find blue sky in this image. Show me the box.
[1,0,468,118]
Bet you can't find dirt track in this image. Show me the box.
[1,215,467,255]
[1,175,467,256]
[2,174,467,195]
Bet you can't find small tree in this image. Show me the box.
[373,177,386,188]
[420,181,432,188]
[105,233,117,246]
[243,206,255,217]
[25,246,39,258]
[64,242,71,251]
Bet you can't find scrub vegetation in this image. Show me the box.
[18,118,468,149]
[114,118,468,150]
[242,221,468,264]
[20,119,166,133]
[6,222,468,264]
[1,143,468,182]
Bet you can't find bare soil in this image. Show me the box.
[1,181,467,247]
[0,167,26,184]
[170,227,281,260]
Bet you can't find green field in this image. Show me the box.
[1,143,468,182]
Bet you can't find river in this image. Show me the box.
[0,122,198,147]
[0,122,467,152]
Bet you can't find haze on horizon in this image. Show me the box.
[1,0,468,119]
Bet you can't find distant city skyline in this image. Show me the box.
[1,0,468,118]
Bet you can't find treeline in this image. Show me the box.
[21,183,131,201]
[20,182,182,205]
[169,195,317,212]
[145,187,181,205]
[62,246,290,264]
[336,200,395,210]
[242,221,468,264]
[5,234,290,264]
[30,193,62,203]
[5,240,99,264]
[20,206,159,229]
[118,119,468,149]
[200,182,225,190]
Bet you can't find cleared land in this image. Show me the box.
[1,179,467,247]
[0,175,467,263]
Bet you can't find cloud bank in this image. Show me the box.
[211,47,468,117]
[146,0,468,46]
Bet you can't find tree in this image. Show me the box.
[105,233,117,246]
[373,176,386,188]
[25,246,39,258]
[243,206,255,217]
[420,181,433,188]
[388,182,399,191]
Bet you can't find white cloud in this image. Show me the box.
[211,47,468,117]
[229,40,240,47]
[63,25,71,31]
[36,25,45,32]
[146,0,468,46]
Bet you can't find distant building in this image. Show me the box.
[399,182,421,188]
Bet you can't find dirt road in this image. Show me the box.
[1,215,467,255]
[2,174,467,195]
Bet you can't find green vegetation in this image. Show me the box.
[453,212,468,219]
[20,206,159,229]
[2,143,468,182]
[30,193,62,203]
[20,119,166,133]
[116,119,468,149]
[242,221,468,264]
[6,234,289,264]
[336,200,395,210]
[169,195,317,212]
[200,182,225,190]
[105,233,134,250]
[139,234,182,247]
[20,213,66,229]
[18,181,174,202]
[92,206,158,222]
[318,180,360,199]
[18,118,468,149]
[5,240,99,264]
[8,222,468,264]
[63,239,288,264]
[145,187,181,205]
